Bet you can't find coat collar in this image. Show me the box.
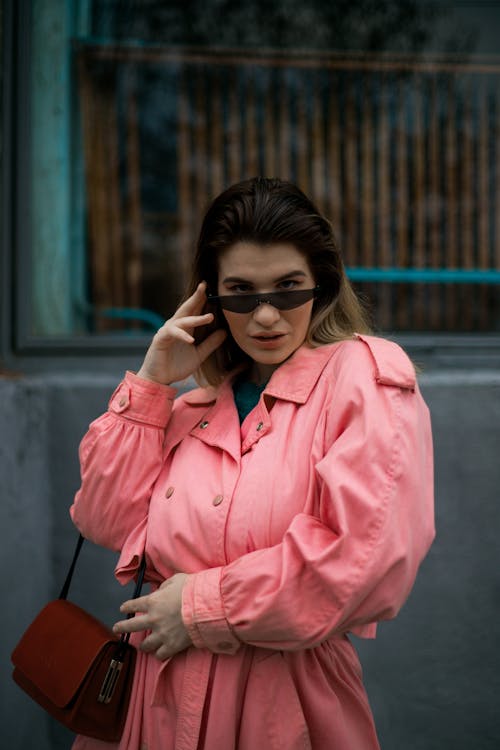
[176,335,416,459]
[178,345,341,460]
[182,342,341,408]
[181,332,416,410]
[262,343,340,403]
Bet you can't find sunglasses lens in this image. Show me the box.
[271,289,316,310]
[217,295,257,313]
[209,288,318,313]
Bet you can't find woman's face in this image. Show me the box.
[217,242,316,383]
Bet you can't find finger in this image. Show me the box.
[139,633,163,654]
[153,645,174,661]
[196,328,228,362]
[119,594,151,614]
[175,313,214,332]
[112,613,150,635]
[153,320,193,344]
[155,315,214,345]
[172,282,208,319]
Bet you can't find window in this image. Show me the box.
[4,0,500,364]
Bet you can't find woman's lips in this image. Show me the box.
[251,333,286,348]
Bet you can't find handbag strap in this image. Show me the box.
[59,533,85,600]
[59,533,147,647]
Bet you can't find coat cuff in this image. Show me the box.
[182,568,240,655]
[108,371,177,427]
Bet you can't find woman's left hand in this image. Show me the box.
[113,573,192,660]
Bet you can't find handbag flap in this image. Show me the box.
[11,599,119,708]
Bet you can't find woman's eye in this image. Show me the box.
[278,279,299,290]
[229,284,252,294]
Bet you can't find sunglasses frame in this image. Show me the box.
[206,286,321,314]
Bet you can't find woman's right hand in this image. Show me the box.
[136,282,227,385]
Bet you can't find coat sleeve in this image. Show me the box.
[182,343,435,654]
[70,371,177,574]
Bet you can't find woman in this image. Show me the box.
[71,177,435,750]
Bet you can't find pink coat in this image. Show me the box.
[71,334,434,750]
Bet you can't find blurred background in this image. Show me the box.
[1,1,499,748]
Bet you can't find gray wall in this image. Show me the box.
[1,370,499,750]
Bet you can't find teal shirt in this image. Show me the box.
[233,380,268,424]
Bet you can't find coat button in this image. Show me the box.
[111,385,131,413]
[212,494,223,506]
[199,421,209,429]
[256,421,264,431]
[165,486,175,499]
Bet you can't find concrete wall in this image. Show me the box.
[1,370,499,750]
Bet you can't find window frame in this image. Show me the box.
[2,0,500,375]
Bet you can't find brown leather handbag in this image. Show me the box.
[11,535,145,742]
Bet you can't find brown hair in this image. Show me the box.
[186,177,371,385]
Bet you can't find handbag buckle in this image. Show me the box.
[98,658,123,704]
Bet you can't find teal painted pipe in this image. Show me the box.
[345,268,500,283]
[100,308,165,330]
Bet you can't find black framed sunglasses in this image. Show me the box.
[206,286,320,314]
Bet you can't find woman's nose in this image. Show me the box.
[252,302,281,326]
